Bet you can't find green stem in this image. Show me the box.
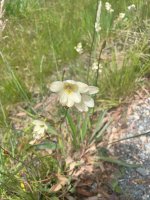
[59,108,69,154]
[87,0,99,84]
[66,110,78,149]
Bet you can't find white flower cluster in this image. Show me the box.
[105,2,114,13]
[128,4,136,11]
[74,42,83,54]
[95,23,101,33]
[92,61,103,73]
[50,80,99,112]
[118,13,125,20]
[29,120,48,145]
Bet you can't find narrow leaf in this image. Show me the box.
[33,141,57,150]
[80,113,89,141]
[66,112,76,138]
[47,125,58,136]
[99,156,140,168]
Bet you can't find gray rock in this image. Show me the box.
[145,144,150,153]
[136,167,149,176]
[109,97,150,200]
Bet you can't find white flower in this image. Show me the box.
[105,2,111,11]
[75,86,99,112]
[74,42,83,54]
[95,22,101,32]
[29,120,48,145]
[109,8,114,13]
[50,80,89,108]
[50,80,99,112]
[92,61,103,73]
[105,2,114,13]
[118,13,125,19]
[33,120,48,139]
[128,4,136,10]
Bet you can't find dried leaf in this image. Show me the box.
[16,112,27,117]
[50,174,68,192]
[76,187,94,197]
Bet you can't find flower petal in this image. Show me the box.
[50,81,63,92]
[59,92,68,106]
[64,80,76,84]
[66,97,74,107]
[82,95,94,107]
[76,82,89,93]
[75,101,88,112]
[69,92,81,103]
[33,120,43,126]
[88,86,99,94]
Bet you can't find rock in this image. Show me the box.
[136,167,149,176]
[144,144,150,153]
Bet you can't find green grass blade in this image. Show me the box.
[95,120,111,140]
[0,100,8,127]
[89,111,110,143]
[66,111,77,147]
[99,156,140,168]
[47,125,58,136]
[80,113,89,142]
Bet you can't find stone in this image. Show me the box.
[144,144,150,153]
[136,167,149,176]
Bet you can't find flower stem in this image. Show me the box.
[87,0,99,84]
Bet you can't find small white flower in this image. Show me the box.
[95,22,101,32]
[118,13,125,19]
[109,8,114,13]
[105,2,111,11]
[29,120,48,145]
[92,61,103,73]
[105,2,114,13]
[75,86,99,112]
[33,120,47,139]
[128,4,136,10]
[50,80,89,108]
[74,42,83,54]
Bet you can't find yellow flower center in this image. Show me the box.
[64,83,78,94]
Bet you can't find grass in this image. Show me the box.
[0,0,149,106]
[0,0,150,199]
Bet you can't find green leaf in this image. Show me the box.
[94,111,107,134]
[80,113,89,142]
[89,111,111,143]
[111,179,122,194]
[99,156,141,168]
[66,111,80,148]
[95,120,111,140]
[47,125,58,136]
[66,112,77,138]
[98,147,109,157]
[33,141,57,150]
